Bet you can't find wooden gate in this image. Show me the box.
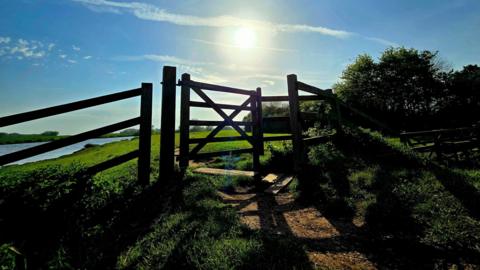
[177,74,263,174]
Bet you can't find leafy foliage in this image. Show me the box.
[334,47,480,130]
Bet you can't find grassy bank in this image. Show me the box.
[0,133,140,145]
[0,130,298,269]
[289,127,480,265]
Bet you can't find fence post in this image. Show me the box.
[256,87,264,156]
[138,82,152,185]
[160,66,177,181]
[251,91,260,176]
[179,73,190,171]
[287,74,303,173]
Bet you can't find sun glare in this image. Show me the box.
[233,27,256,49]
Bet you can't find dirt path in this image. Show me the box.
[218,191,379,270]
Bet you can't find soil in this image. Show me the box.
[217,190,478,270]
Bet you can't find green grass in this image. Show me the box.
[0,130,288,179]
[0,131,305,269]
[3,127,478,268]
[295,127,480,261]
[0,132,138,145]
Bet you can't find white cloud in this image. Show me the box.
[73,0,352,38]
[261,80,275,86]
[83,55,92,59]
[59,54,67,59]
[67,59,77,63]
[72,45,81,51]
[48,43,55,51]
[0,36,11,44]
[8,39,46,59]
[364,36,399,47]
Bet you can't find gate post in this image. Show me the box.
[179,73,190,171]
[251,90,260,175]
[287,74,303,173]
[256,87,264,156]
[160,66,176,181]
[138,82,153,185]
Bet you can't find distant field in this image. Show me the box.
[0,133,137,145]
[0,130,289,178]
[0,133,69,144]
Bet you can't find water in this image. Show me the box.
[0,137,135,165]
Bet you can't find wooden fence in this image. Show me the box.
[177,73,263,174]
[168,71,393,175]
[400,125,480,160]
[0,83,153,185]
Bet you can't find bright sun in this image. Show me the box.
[233,27,256,49]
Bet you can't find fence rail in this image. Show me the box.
[400,125,480,160]
[0,83,153,185]
[178,74,263,174]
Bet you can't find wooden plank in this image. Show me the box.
[138,83,153,185]
[262,173,283,184]
[401,127,475,137]
[0,88,142,128]
[251,88,260,173]
[192,87,254,146]
[0,117,140,166]
[159,66,176,181]
[189,136,250,143]
[261,95,325,102]
[189,101,251,111]
[296,81,333,97]
[265,175,294,194]
[256,87,264,156]
[181,79,255,96]
[189,120,252,126]
[194,167,257,177]
[189,97,251,156]
[303,135,332,146]
[179,73,191,169]
[287,74,303,172]
[191,148,254,159]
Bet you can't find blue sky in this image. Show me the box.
[1,0,479,134]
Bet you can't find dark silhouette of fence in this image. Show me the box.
[0,83,153,185]
[400,125,480,161]
[177,73,263,174]
[158,69,377,176]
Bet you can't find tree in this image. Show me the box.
[334,47,449,130]
[439,65,480,126]
[41,131,59,136]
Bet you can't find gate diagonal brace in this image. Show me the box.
[189,91,253,156]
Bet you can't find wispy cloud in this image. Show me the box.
[0,36,11,44]
[0,38,49,59]
[83,55,92,59]
[191,38,297,53]
[59,54,67,59]
[73,0,353,38]
[72,45,81,51]
[364,36,399,47]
